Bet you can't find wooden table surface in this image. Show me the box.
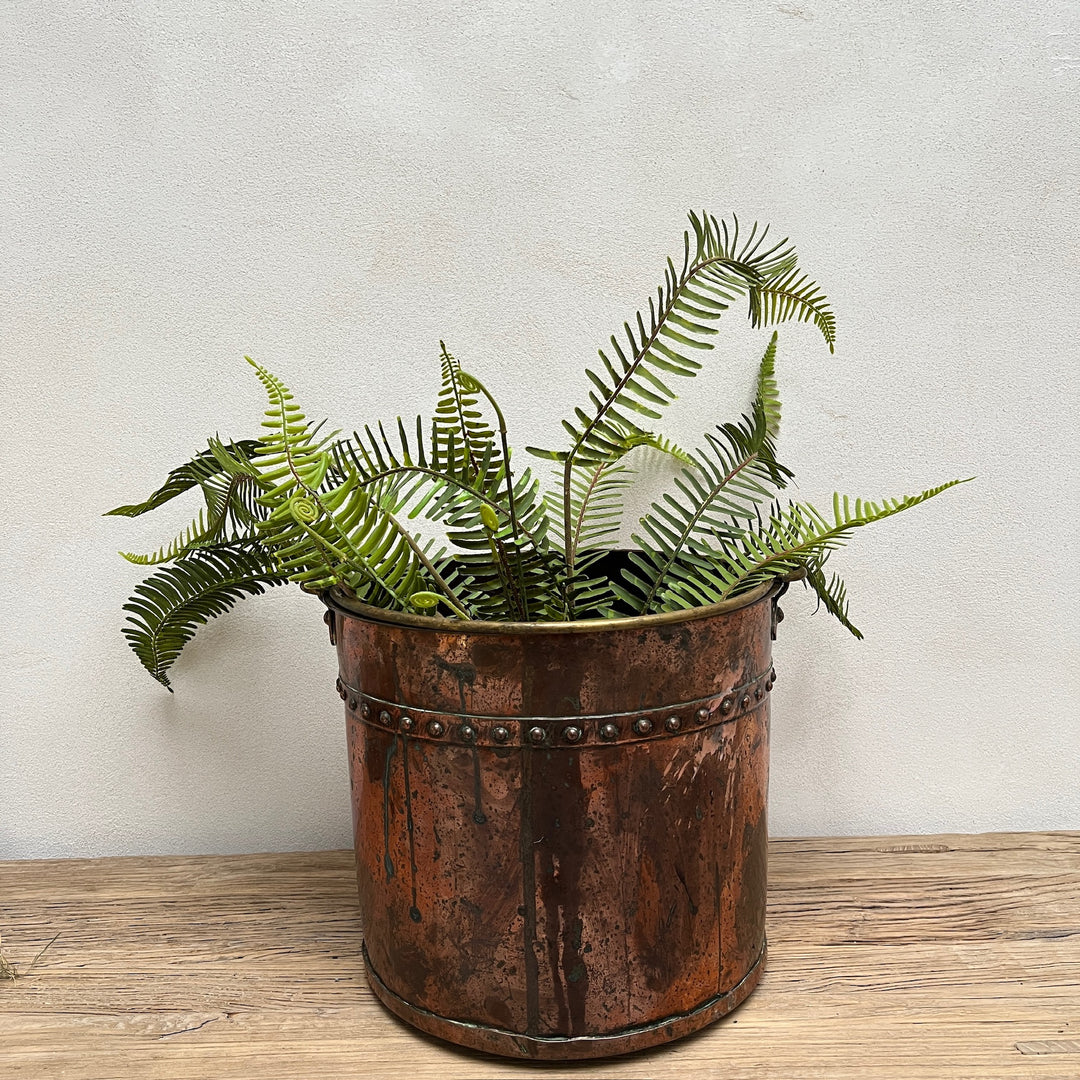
[1,832,1078,1079]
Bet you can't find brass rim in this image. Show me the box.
[324,578,780,636]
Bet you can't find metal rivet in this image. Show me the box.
[400,716,414,732]
[492,725,510,744]
[720,698,733,714]
[754,686,764,701]
[427,720,445,738]
[695,706,710,724]
[770,669,778,686]
[348,697,358,710]
[600,722,619,741]
[379,710,391,726]
[665,715,681,733]
[563,725,583,743]
[460,724,476,742]
[633,717,654,736]
[528,726,547,745]
[361,702,372,720]
[740,695,751,709]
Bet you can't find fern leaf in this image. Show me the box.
[333,352,562,620]
[803,557,863,639]
[546,430,694,560]
[750,267,836,353]
[655,479,971,612]
[435,342,499,484]
[245,360,491,614]
[556,212,833,583]
[755,331,782,439]
[105,439,262,517]
[620,397,791,614]
[333,422,523,541]
[120,440,271,565]
[122,544,287,690]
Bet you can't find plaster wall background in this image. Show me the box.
[2,0,1078,858]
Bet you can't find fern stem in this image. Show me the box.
[486,533,526,620]
[442,342,480,481]
[569,460,610,559]
[380,505,475,618]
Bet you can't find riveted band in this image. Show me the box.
[339,666,774,748]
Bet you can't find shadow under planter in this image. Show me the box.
[323,579,780,1061]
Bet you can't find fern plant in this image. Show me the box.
[110,211,967,688]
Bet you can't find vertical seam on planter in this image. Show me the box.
[382,735,397,881]
[520,745,539,1035]
[402,734,420,924]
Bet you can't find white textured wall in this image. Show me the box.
[3,1,1078,859]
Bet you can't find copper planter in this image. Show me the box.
[324,580,780,1060]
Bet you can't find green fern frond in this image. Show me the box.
[750,267,836,353]
[615,402,788,614]
[545,431,693,556]
[260,476,434,604]
[561,212,802,464]
[105,439,262,517]
[624,431,695,465]
[119,440,271,565]
[330,413,555,617]
[436,342,499,484]
[121,507,216,566]
[245,359,479,614]
[122,544,287,690]
[652,479,971,611]
[330,352,561,619]
[556,213,833,584]
[755,331,782,438]
[803,557,863,639]
[246,359,423,603]
[245,357,338,500]
[332,420,521,539]
[555,463,633,554]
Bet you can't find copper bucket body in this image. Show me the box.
[325,580,779,1060]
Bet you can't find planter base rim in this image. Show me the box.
[362,939,766,1061]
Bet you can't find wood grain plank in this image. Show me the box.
[1,832,1078,1079]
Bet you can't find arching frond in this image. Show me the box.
[541,432,693,555]
[121,544,287,690]
[750,267,836,352]
[614,404,788,614]
[243,360,455,609]
[649,480,971,612]
[554,213,833,590]
[435,341,499,484]
[105,439,262,518]
[803,557,863,639]
[330,350,559,619]
[756,331,782,438]
[119,439,270,565]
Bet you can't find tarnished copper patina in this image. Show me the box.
[324,580,781,1060]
